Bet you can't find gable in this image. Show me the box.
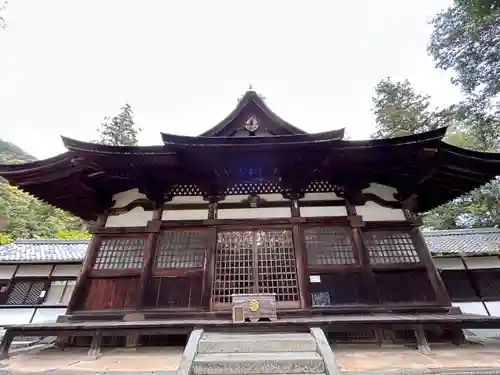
[200,90,307,137]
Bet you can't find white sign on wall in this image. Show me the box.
[309,275,321,283]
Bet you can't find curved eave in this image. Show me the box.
[439,143,500,176]
[335,127,448,150]
[161,128,345,146]
[199,90,307,136]
[61,136,176,156]
[0,153,71,175]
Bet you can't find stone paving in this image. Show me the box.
[335,343,500,372]
[0,346,183,373]
[2,341,500,374]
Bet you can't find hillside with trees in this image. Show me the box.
[0,103,140,244]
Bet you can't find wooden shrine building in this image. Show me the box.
[1,90,500,347]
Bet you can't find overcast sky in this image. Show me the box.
[0,0,461,159]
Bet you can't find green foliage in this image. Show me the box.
[371,78,500,230]
[428,1,500,110]
[56,230,91,239]
[457,0,500,19]
[0,140,88,243]
[96,103,141,146]
[371,78,455,139]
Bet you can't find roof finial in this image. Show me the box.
[248,84,253,91]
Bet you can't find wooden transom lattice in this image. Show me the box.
[363,231,420,265]
[305,181,335,193]
[212,229,300,309]
[224,182,282,196]
[156,230,207,269]
[93,238,146,270]
[169,184,203,197]
[304,227,357,265]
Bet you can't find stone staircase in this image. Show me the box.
[179,329,339,375]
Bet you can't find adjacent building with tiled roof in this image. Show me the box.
[424,228,500,256]
[0,239,89,263]
[0,239,85,335]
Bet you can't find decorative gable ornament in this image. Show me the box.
[244,116,260,132]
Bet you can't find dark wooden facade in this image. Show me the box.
[1,90,500,325]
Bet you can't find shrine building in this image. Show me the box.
[1,90,500,351]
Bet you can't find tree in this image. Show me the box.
[96,103,141,146]
[371,78,500,229]
[0,1,7,29]
[371,78,454,139]
[428,1,500,114]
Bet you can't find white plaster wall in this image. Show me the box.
[218,207,291,220]
[111,188,147,208]
[362,183,398,201]
[464,256,500,269]
[16,264,52,277]
[170,195,205,204]
[301,206,347,217]
[301,192,343,201]
[222,195,249,203]
[52,264,81,277]
[0,265,17,279]
[486,301,500,317]
[453,302,489,316]
[162,209,208,221]
[105,207,153,227]
[222,194,288,203]
[433,257,465,270]
[355,202,406,222]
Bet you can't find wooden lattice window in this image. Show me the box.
[364,231,420,265]
[6,281,45,305]
[155,231,207,269]
[93,237,146,270]
[304,227,356,265]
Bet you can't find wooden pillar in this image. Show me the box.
[66,212,107,313]
[345,195,379,304]
[0,329,14,360]
[136,202,163,309]
[292,222,309,309]
[201,227,217,310]
[411,226,451,306]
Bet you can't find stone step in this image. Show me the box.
[192,351,324,374]
[199,333,317,353]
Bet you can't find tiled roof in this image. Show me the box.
[423,228,500,256]
[0,228,498,263]
[0,239,89,263]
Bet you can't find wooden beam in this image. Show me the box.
[66,212,107,313]
[136,203,163,309]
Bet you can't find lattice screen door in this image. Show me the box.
[211,229,301,310]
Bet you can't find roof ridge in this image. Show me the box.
[423,228,500,236]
